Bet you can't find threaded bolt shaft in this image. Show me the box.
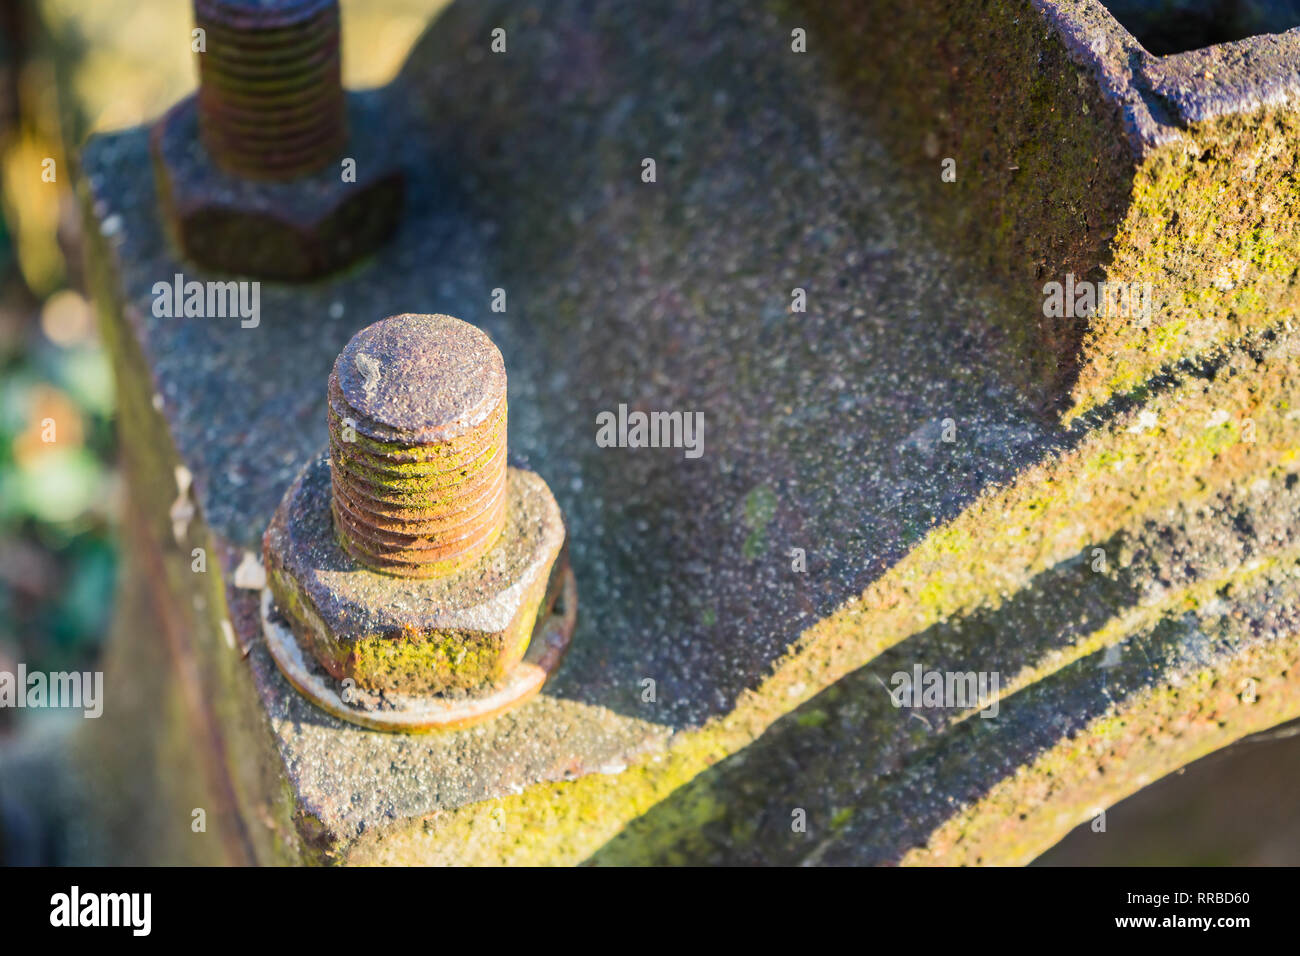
[193,0,347,181]
[328,314,510,579]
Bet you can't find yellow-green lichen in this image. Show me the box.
[348,323,1300,865]
[1070,108,1300,420]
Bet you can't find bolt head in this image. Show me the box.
[264,456,568,698]
[334,314,508,444]
[150,92,403,280]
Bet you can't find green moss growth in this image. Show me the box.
[806,0,1136,411]
[332,442,504,491]
[1072,108,1300,419]
[345,320,1300,865]
[807,0,1300,421]
[910,629,1300,865]
[742,485,778,561]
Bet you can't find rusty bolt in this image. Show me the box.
[194,0,347,180]
[261,315,576,732]
[150,0,404,280]
[328,314,509,578]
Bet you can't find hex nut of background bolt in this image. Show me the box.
[261,314,576,732]
[150,0,405,281]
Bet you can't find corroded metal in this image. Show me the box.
[260,563,576,732]
[328,314,510,578]
[261,313,573,728]
[148,0,405,280]
[194,0,346,180]
[78,0,1300,864]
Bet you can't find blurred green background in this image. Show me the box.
[0,0,445,738]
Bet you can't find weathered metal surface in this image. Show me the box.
[328,314,509,576]
[262,314,568,711]
[264,458,568,700]
[75,0,1300,863]
[195,0,346,180]
[835,0,1300,418]
[149,1,404,279]
[260,567,576,731]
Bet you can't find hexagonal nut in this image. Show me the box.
[263,454,567,699]
[150,91,404,281]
